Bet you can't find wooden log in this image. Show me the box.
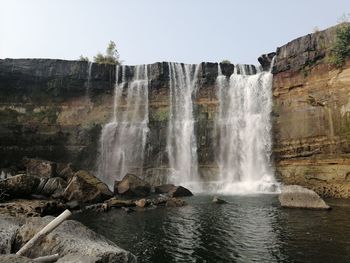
[16,209,72,256]
[33,253,59,262]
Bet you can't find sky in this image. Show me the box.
[0,0,349,65]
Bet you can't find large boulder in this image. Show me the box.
[13,216,136,263]
[0,174,40,199]
[279,185,331,210]
[0,216,24,254]
[62,170,113,204]
[155,184,193,197]
[24,158,57,178]
[0,254,34,263]
[115,174,151,197]
[41,177,67,197]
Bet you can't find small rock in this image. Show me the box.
[212,196,228,204]
[165,198,187,207]
[135,198,148,208]
[279,185,331,210]
[115,174,151,197]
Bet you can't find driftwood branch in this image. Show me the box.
[16,209,72,256]
[33,253,60,262]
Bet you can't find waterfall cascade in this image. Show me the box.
[166,63,201,190]
[214,63,277,194]
[97,65,149,189]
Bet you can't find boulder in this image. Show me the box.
[57,253,99,263]
[24,158,57,178]
[62,170,113,204]
[279,185,331,210]
[0,174,40,200]
[258,52,276,71]
[212,196,228,204]
[56,163,74,181]
[155,184,193,197]
[115,174,151,197]
[13,216,136,263]
[0,216,24,254]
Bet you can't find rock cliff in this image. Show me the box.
[272,24,350,198]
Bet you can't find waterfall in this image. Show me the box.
[166,62,201,190]
[97,65,149,189]
[215,63,278,194]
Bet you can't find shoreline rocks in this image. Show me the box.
[279,185,331,210]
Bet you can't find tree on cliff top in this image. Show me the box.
[93,41,121,65]
[328,22,350,68]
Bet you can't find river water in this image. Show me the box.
[75,195,350,263]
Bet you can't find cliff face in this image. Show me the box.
[272,24,350,198]
[0,59,236,184]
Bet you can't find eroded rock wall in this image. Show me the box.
[272,24,350,198]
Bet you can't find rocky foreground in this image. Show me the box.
[0,157,193,262]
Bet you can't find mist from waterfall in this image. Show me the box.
[166,62,201,191]
[214,63,278,194]
[97,65,149,189]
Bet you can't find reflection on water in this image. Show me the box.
[75,195,350,263]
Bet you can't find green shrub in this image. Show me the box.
[93,41,120,65]
[221,59,231,64]
[328,23,350,68]
[78,55,89,62]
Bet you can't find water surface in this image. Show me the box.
[75,195,350,263]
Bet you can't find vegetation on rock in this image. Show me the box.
[221,59,231,64]
[93,40,121,65]
[328,22,350,68]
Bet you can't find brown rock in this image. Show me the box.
[41,177,67,197]
[135,198,148,208]
[105,197,135,208]
[116,174,151,197]
[24,158,57,178]
[0,174,40,200]
[62,170,113,204]
[56,163,74,180]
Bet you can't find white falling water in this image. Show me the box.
[167,62,201,191]
[215,63,278,194]
[97,65,149,189]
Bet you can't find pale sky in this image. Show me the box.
[0,0,349,65]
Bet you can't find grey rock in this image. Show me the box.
[0,254,34,263]
[212,196,228,204]
[155,184,193,198]
[116,174,151,197]
[0,216,24,254]
[56,253,99,263]
[13,216,136,263]
[279,185,331,210]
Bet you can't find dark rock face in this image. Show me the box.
[258,52,276,71]
[13,216,136,262]
[115,174,151,197]
[63,170,113,203]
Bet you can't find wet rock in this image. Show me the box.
[279,185,331,210]
[121,207,135,213]
[212,196,228,204]
[135,198,149,208]
[105,197,135,208]
[24,158,57,179]
[62,170,113,204]
[165,198,187,207]
[0,216,24,254]
[115,174,151,197]
[0,254,34,263]
[13,216,136,263]
[65,200,80,210]
[155,184,193,197]
[0,174,40,200]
